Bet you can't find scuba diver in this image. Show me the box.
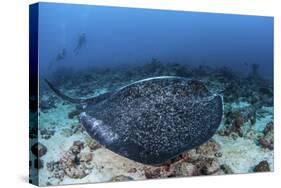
[73,33,86,56]
[48,48,67,70]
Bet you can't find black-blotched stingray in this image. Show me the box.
[45,76,223,165]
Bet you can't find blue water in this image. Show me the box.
[38,2,273,79]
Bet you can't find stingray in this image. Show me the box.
[45,76,223,165]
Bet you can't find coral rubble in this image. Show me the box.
[46,141,94,181]
[31,142,47,158]
[40,127,56,139]
[253,160,270,172]
[143,140,226,179]
[258,121,273,150]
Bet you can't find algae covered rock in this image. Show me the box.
[253,160,270,172]
[31,142,47,158]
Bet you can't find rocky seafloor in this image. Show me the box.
[30,60,273,186]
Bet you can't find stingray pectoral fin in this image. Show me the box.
[44,79,111,104]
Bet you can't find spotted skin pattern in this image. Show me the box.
[78,77,223,165]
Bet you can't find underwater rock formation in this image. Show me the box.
[84,136,102,151]
[219,111,244,137]
[47,141,94,180]
[46,161,65,181]
[143,140,225,178]
[60,124,85,138]
[40,127,55,139]
[219,105,256,138]
[253,160,270,172]
[220,164,234,174]
[31,143,47,172]
[31,142,47,158]
[258,121,273,150]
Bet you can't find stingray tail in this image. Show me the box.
[45,79,111,104]
[44,79,86,103]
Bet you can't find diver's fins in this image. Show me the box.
[44,79,111,104]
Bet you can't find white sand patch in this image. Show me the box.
[38,132,87,185]
[255,106,273,132]
[39,103,78,128]
[213,134,273,173]
[213,105,273,173]
[58,148,146,185]
[231,101,251,109]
